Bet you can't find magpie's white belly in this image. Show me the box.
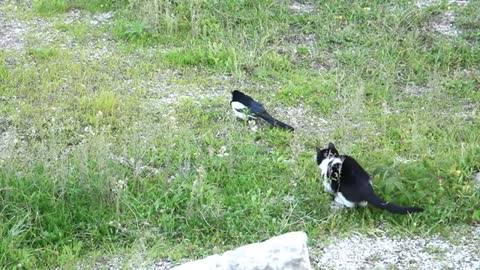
[231,101,255,120]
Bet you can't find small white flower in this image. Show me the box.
[217,146,229,157]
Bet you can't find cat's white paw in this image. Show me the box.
[330,200,346,211]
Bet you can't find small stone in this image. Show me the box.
[473,172,480,190]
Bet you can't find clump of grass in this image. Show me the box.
[116,0,290,75]
[164,44,236,72]
[277,71,338,113]
[0,63,8,83]
[113,19,154,44]
[33,0,67,15]
[0,135,134,268]
[443,74,479,99]
[33,0,117,15]
[79,91,121,126]
[27,47,59,61]
[54,22,90,42]
[259,51,293,72]
[124,0,194,35]
[456,0,480,44]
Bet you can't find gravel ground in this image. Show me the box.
[0,9,28,50]
[417,0,468,37]
[311,226,480,270]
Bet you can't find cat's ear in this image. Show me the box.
[328,142,335,149]
[315,147,322,153]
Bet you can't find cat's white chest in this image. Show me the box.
[318,156,342,177]
[318,156,343,193]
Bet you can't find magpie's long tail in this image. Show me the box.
[258,113,294,131]
[364,192,424,214]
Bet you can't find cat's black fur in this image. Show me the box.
[316,142,424,214]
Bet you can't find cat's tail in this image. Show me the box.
[364,192,424,214]
[257,112,295,131]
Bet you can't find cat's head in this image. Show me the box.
[316,142,339,165]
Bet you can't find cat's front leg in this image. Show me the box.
[323,179,334,193]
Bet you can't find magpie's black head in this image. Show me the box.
[231,90,244,99]
[316,142,340,165]
[231,90,254,104]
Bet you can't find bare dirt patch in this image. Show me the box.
[142,71,234,115]
[280,32,335,72]
[146,77,226,106]
[430,10,460,36]
[0,127,18,165]
[402,84,432,97]
[0,2,115,52]
[272,105,329,135]
[416,0,471,37]
[416,0,470,9]
[289,1,316,14]
[0,10,28,50]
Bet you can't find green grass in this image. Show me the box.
[0,64,8,83]
[27,46,59,61]
[33,0,117,15]
[164,44,237,72]
[0,0,480,268]
[54,22,90,42]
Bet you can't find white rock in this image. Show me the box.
[473,172,480,190]
[172,231,312,270]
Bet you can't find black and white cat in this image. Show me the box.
[316,142,424,214]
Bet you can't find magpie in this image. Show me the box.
[230,90,294,131]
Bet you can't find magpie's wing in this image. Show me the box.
[248,100,295,131]
[249,100,275,122]
[248,100,267,115]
